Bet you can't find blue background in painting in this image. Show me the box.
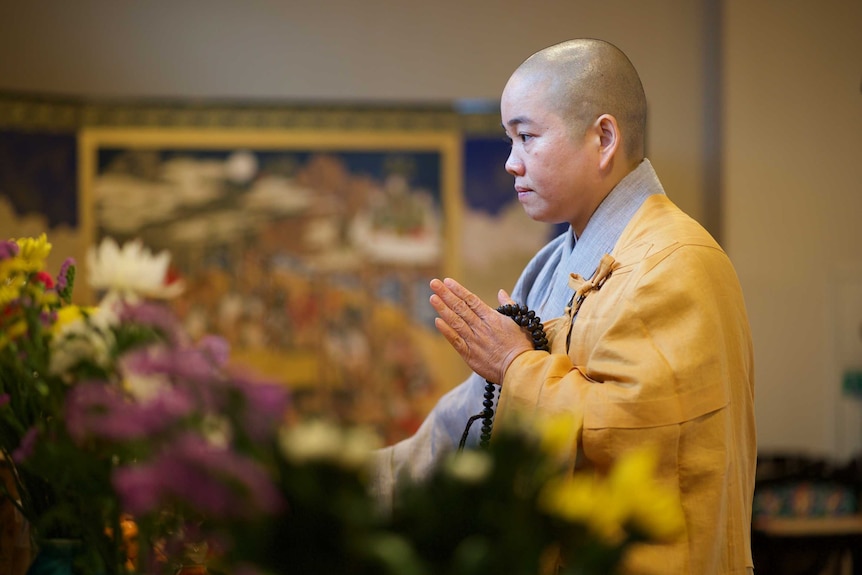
[463,136,567,237]
[463,137,511,215]
[0,130,78,228]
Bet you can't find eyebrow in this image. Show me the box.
[504,116,531,129]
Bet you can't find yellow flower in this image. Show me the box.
[607,446,685,542]
[629,486,685,541]
[8,320,27,339]
[540,446,685,546]
[52,305,96,333]
[544,475,628,544]
[0,259,25,284]
[15,234,52,272]
[35,290,58,308]
[0,275,26,307]
[537,414,579,462]
[540,474,597,523]
[0,319,28,351]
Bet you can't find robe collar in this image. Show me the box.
[536,159,666,318]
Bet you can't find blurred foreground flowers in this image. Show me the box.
[0,234,683,575]
[385,415,685,575]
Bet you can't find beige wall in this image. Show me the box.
[724,0,862,458]
[1,0,860,457]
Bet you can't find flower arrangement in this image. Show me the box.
[0,233,123,572]
[0,234,295,574]
[0,234,685,575]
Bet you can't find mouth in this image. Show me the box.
[515,185,533,199]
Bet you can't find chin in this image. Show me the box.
[522,208,555,225]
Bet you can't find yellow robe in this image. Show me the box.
[496,194,756,575]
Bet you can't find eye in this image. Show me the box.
[501,132,532,146]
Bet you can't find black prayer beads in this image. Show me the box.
[495,303,550,353]
[458,303,549,450]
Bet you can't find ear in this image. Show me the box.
[596,114,621,171]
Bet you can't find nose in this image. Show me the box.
[505,149,524,176]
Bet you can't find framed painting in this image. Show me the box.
[78,128,464,444]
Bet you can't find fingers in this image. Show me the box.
[429,277,536,383]
[497,288,515,306]
[429,280,470,343]
[429,279,475,363]
[429,290,468,336]
[429,278,490,362]
[432,277,497,322]
[433,316,467,355]
[430,278,471,322]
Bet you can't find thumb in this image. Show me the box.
[497,289,516,306]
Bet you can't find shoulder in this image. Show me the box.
[608,195,744,294]
[614,195,723,259]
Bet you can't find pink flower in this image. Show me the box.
[226,370,290,441]
[65,382,195,442]
[198,336,230,368]
[56,257,76,294]
[118,301,183,344]
[112,433,282,518]
[0,240,19,261]
[13,427,39,463]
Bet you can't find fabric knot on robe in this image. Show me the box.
[565,253,620,318]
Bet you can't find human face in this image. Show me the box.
[501,70,600,235]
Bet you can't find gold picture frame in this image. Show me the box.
[78,127,465,443]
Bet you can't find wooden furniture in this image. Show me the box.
[753,515,862,575]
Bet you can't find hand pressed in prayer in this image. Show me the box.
[429,277,534,384]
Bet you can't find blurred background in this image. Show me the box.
[0,0,861,488]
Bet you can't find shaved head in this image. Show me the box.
[514,39,647,160]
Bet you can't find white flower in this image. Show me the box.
[340,427,382,468]
[117,345,173,402]
[278,420,381,468]
[200,415,233,449]
[278,420,343,463]
[121,369,171,403]
[444,450,493,484]
[49,306,118,378]
[87,237,184,302]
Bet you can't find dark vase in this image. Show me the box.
[25,540,82,575]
